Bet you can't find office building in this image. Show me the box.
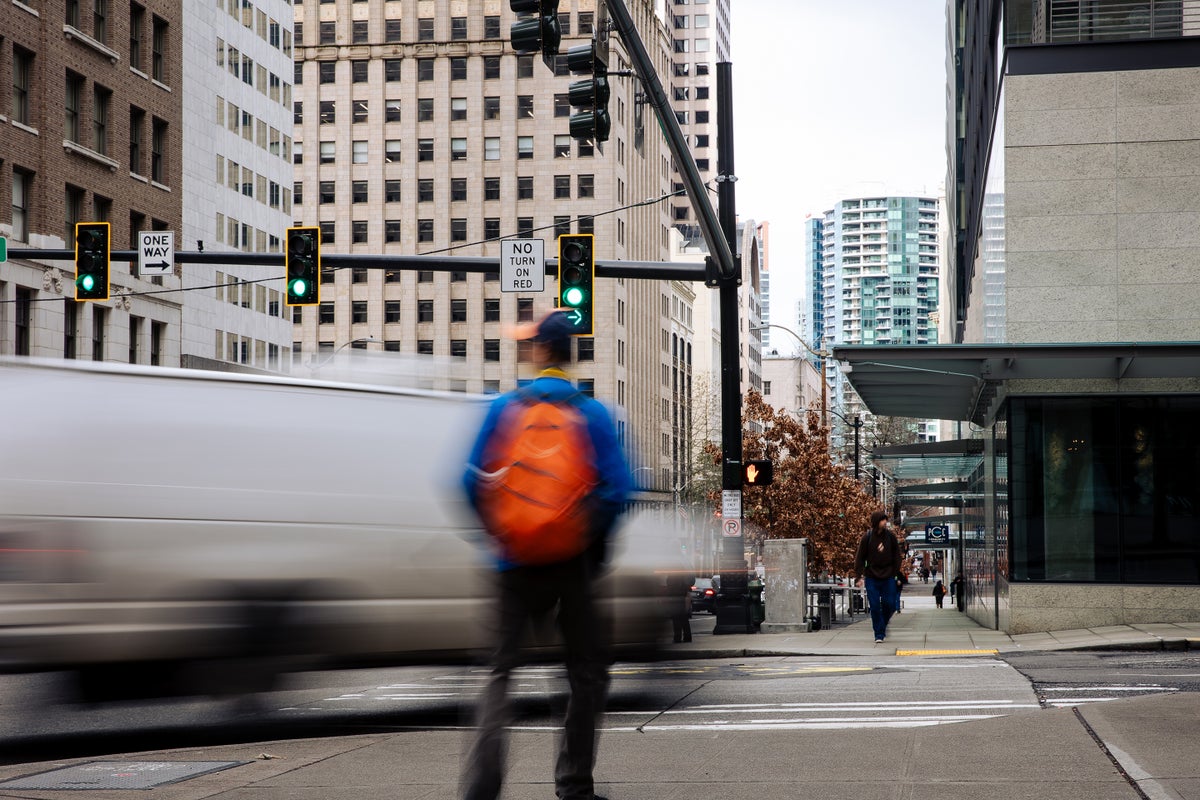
[837,1,1200,633]
[1,0,184,364]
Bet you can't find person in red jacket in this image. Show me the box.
[854,510,903,643]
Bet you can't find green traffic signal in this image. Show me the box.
[557,234,594,335]
[74,222,111,302]
[286,226,321,306]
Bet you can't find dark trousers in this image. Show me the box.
[864,576,898,640]
[464,555,610,800]
[671,611,691,643]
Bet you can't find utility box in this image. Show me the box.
[760,538,809,633]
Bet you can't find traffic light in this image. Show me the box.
[566,41,610,143]
[557,234,594,335]
[285,226,321,306]
[510,0,561,67]
[743,460,774,487]
[74,222,110,301]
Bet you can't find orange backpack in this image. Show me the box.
[477,391,599,565]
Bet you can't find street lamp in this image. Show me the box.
[827,409,863,482]
[750,323,829,423]
[309,337,381,376]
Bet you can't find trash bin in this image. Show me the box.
[747,579,765,631]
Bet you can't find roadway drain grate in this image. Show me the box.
[0,760,246,791]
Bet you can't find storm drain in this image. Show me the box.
[0,760,246,791]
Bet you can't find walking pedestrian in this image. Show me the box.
[460,310,632,800]
[854,510,903,644]
[667,571,694,643]
[950,574,963,607]
[932,579,945,608]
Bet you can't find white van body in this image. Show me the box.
[0,358,672,690]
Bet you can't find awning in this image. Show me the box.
[831,342,1200,424]
[872,439,984,482]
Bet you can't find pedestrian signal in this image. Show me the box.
[742,460,774,487]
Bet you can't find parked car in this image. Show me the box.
[690,577,717,614]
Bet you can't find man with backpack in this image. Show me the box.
[461,309,632,800]
[854,510,903,644]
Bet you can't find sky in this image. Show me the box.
[729,0,949,353]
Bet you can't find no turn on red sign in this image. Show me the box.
[500,239,544,293]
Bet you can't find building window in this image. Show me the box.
[385,139,401,163]
[385,220,401,243]
[578,379,594,397]
[484,56,501,79]
[12,47,33,125]
[484,298,500,322]
[517,136,534,159]
[386,18,403,42]
[352,21,368,44]
[319,20,336,44]
[417,340,434,355]
[352,221,367,243]
[65,71,83,143]
[578,174,595,198]
[319,220,335,244]
[418,179,434,202]
[418,300,434,322]
[451,178,468,201]
[385,301,401,323]
[517,95,534,118]
[319,141,335,164]
[451,97,467,121]
[450,340,467,358]
[320,100,335,124]
[130,5,146,68]
[417,98,434,121]
[450,57,467,80]
[518,298,534,321]
[352,140,368,163]
[484,339,500,361]
[319,180,335,204]
[451,17,467,40]
[319,302,335,324]
[517,176,534,200]
[554,93,570,118]
[417,139,433,162]
[319,62,336,84]
[385,180,401,202]
[151,117,167,183]
[517,55,534,78]
[128,107,145,174]
[417,18,434,41]
[483,96,501,120]
[385,59,402,81]
[555,216,571,238]
[417,59,434,81]
[451,298,468,322]
[451,218,467,242]
[484,16,500,39]
[385,99,402,122]
[577,337,594,361]
[11,169,31,242]
[152,16,167,82]
[353,100,367,123]
[517,217,533,237]
[450,138,467,160]
[554,135,571,158]
[91,306,106,361]
[484,178,501,200]
[484,137,500,161]
[418,219,434,242]
[352,180,368,203]
[352,301,368,323]
[554,175,571,199]
[484,218,500,241]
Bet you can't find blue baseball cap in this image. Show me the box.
[507,309,574,349]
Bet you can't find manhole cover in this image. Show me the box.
[0,760,245,791]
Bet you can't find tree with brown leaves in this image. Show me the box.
[706,390,881,578]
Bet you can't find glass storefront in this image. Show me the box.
[1010,396,1200,584]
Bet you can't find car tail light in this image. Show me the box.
[704,588,714,597]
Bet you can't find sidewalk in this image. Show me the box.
[1,599,1197,799]
[670,592,1200,658]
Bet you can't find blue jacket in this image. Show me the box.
[462,370,633,570]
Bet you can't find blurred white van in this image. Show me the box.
[0,358,672,699]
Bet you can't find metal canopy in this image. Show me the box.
[872,439,985,482]
[831,342,1200,424]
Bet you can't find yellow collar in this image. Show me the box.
[539,367,570,380]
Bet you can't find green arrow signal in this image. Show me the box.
[565,308,584,326]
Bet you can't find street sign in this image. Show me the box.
[0,236,7,263]
[500,238,544,293]
[722,518,741,537]
[927,524,948,543]
[137,231,174,276]
[722,489,741,520]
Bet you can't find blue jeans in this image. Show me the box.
[864,576,898,640]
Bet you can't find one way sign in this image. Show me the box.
[137,230,174,276]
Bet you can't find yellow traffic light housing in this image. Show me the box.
[74,222,111,302]
[557,234,594,335]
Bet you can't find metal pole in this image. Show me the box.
[712,60,749,635]
[854,415,861,482]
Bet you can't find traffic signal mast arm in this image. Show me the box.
[603,0,736,283]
